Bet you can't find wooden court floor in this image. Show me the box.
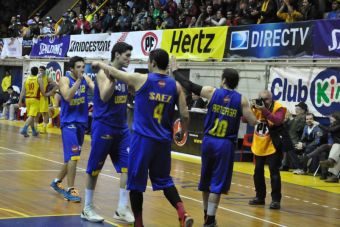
[0,121,339,227]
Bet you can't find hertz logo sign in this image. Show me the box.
[162,27,227,60]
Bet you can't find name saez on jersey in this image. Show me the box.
[149,92,172,103]
[211,104,238,117]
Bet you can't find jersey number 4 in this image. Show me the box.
[153,103,165,124]
[209,119,228,137]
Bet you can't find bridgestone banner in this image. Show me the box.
[67,33,113,59]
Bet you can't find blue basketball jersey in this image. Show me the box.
[133,73,178,141]
[204,88,242,141]
[92,79,128,129]
[60,73,89,126]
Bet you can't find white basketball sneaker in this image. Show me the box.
[81,205,104,223]
[113,206,135,223]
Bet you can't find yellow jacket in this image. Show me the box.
[1,75,11,92]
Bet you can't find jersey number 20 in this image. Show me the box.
[209,119,228,137]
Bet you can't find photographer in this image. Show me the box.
[248,90,290,210]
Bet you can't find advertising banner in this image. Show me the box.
[269,67,340,117]
[67,33,113,59]
[313,20,340,58]
[26,60,64,83]
[1,37,22,59]
[22,39,34,56]
[30,36,70,58]
[161,27,227,60]
[111,30,163,60]
[225,21,313,58]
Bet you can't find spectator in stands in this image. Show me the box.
[33,13,41,24]
[69,9,78,27]
[221,0,237,13]
[277,0,303,23]
[188,16,197,27]
[1,86,19,121]
[226,10,238,26]
[187,0,199,18]
[161,10,175,29]
[155,16,163,30]
[7,16,21,37]
[257,0,278,24]
[76,13,91,34]
[300,0,318,20]
[150,3,161,19]
[41,19,54,36]
[196,4,215,27]
[178,12,188,28]
[187,93,207,110]
[236,0,261,25]
[293,113,323,174]
[116,7,132,32]
[162,0,178,18]
[57,13,74,36]
[318,111,340,183]
[90,13,102,33]
[85,8,94,22]
[326,0,340,19]
[281,102,308,171]
[143,15,155,30]
[102,7,118,33]
[208,9,227,26]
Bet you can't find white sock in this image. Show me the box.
[49,118,52,124]
[207,202,218,216]
[118,188,128,208]
[85,189,94,208]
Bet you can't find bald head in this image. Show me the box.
[259,90,273,108]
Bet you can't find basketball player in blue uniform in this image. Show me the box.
[170,56,258,227]
[92,49,194,227]
[50,56,94,202]
[81,42,134,223]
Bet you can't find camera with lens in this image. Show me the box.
[252,98,264,107]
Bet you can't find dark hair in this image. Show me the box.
[149,49,169,70]
[222,68,239,89]
[31,66,38,75]
[69,56,85,68]
[39,66,46,70]
[111,42,133,61]
[306,112,315,119]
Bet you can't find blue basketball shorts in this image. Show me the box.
[198,135,235,194]
[86,120,129,176]
[61,123,86,162]
[127,132,174,192]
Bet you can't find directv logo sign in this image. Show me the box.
[230,31,249,50]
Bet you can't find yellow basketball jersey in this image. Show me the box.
[41,74,48,94]
[25,75,40,99]
[251,101,286,156]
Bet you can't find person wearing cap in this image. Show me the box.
[281,102,308,171]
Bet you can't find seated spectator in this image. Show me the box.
[196,4,215,27]
[326,0,340,19]
[225,10,238,26]
[143,15,155,30]
[57,13,74,35]
[1,86,19,121]
[318,111,340,183]
[155,16,163,30]
[40,17,55,36]
[209,9,227,26]
[236,0,260,25]
[281,102,307,171]
[299,0,318,20]
[75,14,91,34]
[160,10,175,29]
[188,16,197,28]
[116,7,132,32]
[277,0,303,23]
[150,3,161,19]
[102,7,118,33]
[85,8,94,22]
[293,113,323,174]
[257,0,278,24]
[188,93,207,110]
[187,0,199,18]
[178,13,188,28]
[221,0,237,13]
[90,13,101,33]
[162,0,178,18]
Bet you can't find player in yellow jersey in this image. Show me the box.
[18,67,41,137]
[37,66,58,133]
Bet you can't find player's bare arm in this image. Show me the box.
[176,82,189,133]
[59,76,82,102]
[96,69,115,102]
[92,61,147,91]
[241,96,258,126]
[84,75,95,91]
[18,79,26,107]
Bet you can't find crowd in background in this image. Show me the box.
[3,0,340,38]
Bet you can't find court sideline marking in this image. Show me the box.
[0,146,287,226]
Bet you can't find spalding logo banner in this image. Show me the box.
[269,67,340,117]
[161,27,227,60]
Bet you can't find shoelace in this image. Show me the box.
[56,182,64,190]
